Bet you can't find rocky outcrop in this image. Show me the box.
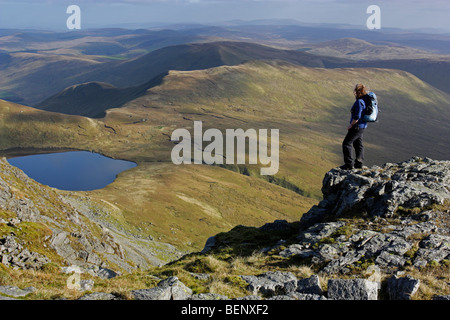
[300,157,450,227]
[0,234,50,269]
[387,275,420,300]
[131,276,193,300]
[271,157,450,275]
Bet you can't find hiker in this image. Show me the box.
[341,83,368,170]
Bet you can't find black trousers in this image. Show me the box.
[342,126,365,166]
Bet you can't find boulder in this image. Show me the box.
[296,275,323,295]
[78,292,121,300]
[189,293,229,300]
[327,279,378,300]
[300,158,450,228]
[131,276,192,300]
[387,275,420,300]
[291,293,327,300]
[0,285,35,298]
[240,271,298,297]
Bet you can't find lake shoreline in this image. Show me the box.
[3,149,137,191]
[0,147,82,159]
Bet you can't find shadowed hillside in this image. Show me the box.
[36,73,167,118]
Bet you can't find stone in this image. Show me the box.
[131,287,171,300]
[158,276,193,300]
[278,244,313,258]
[299,221,346,244]
[291,292,327,300]
[79,280,94,292]
[433,295,450,300]
[296,275,323,295]
[234,295,262,300]
[375,251,406,268]
[241,271,298,297]
[387,275,420,300]
[0,285,35,297]
[131,276,192,300]
[327,279,378,300]
[321,251,363,274]
[266,295,295,300]
[189,293,229,300]
[78,292,121,300]
[89,266,118,279]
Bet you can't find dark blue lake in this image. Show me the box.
[6,150,137,191]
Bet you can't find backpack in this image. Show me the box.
[362,91,379,122]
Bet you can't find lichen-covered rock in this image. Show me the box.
[240,271,298,297]
[387,275,420,300]
[296,275,323,295]
[131,276,193,300]
[327,279,378,300]
[0,285,35,298]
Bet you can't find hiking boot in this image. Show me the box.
[339,164,354,170]
[354,162,363,169]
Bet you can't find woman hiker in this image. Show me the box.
[341,83,368,170]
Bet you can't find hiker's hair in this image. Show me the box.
[354,83,368,99]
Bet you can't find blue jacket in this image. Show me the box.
[350,98,368,129]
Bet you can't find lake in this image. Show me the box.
[6,150,137,191]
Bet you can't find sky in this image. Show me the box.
[0,0,449,32]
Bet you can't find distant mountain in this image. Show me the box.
[34,41,348,115]
[0,52,101,106]
[296,37,440,60]
[70,41,347,88]
[337,57,450,95]
[2,24,450,106]
[2,41,349,108]
[36,74,166,118]
[294,38,450,94]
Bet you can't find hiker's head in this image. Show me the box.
[354,84,367,99]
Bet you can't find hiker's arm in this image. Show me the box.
[348,119,358,130]
[348,100,364,129]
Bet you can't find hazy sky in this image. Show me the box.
[0,0,449,31]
